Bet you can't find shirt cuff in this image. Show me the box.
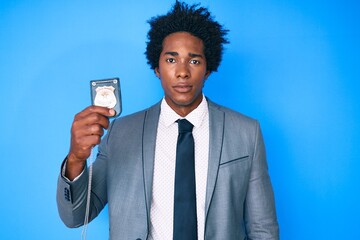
[61,157,85,182]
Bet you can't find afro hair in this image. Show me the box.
[145,1,229,73]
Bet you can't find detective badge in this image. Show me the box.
[94,86,117,108]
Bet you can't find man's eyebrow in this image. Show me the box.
[164,51,178,56]
[189,53,204,58]
[163,51,204,58]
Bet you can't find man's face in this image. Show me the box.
[155,32,210,117]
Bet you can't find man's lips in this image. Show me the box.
[173,85,192,93]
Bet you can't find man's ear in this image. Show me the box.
[155,67,160,78]
[204,70,211,80]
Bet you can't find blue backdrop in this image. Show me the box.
[1,0,359,239]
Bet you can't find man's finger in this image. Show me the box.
[75,105,115,119]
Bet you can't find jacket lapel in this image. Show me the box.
[142,102,161,224]
[205,100,224,217]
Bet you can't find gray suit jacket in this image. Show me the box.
[57,99,279,239]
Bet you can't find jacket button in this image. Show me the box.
[64,188,70,201]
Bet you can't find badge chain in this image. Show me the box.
[81,147,95,240]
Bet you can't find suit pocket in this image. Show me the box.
[219,155,249,167]
[216,155,251,201]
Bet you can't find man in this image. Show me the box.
[57,1,279,239]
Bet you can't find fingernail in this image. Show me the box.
[109,109,115,116]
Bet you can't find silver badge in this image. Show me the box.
[94,86,117,108]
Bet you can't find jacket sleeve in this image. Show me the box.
[56,159,89,228]
[244,122,279,239]
[56,139,109,228]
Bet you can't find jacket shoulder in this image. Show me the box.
[208,99,259,127]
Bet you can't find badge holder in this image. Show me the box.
[90,78,122,117]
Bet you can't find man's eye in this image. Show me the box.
[190,59,200,64]
[166,58,176,63]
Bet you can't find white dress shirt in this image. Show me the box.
[149,95,209,240]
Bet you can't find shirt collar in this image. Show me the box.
[160,94,208,128]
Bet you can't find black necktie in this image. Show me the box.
[173,119,197,240]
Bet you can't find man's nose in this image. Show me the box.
[176,62,190,79]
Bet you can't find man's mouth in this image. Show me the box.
[173,85,192,93]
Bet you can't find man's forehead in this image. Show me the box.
[163,32,203,44]
[162,32,204,53]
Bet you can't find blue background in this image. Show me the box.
[1,0,359,239]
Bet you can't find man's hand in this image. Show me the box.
[65,106,115,180]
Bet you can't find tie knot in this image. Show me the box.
[177,119,193,133]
